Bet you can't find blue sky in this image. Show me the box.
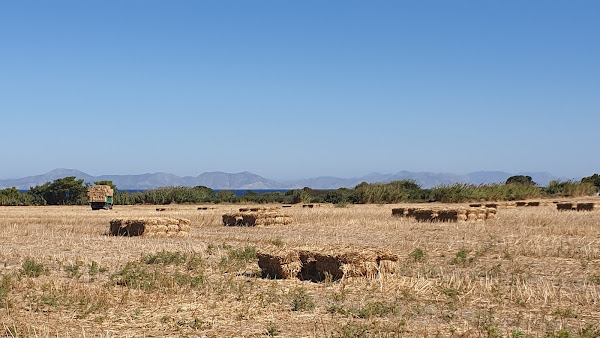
[1,1,598,180]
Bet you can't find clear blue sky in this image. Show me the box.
[1,1,598,180]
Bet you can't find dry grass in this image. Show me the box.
[1,199,600,336]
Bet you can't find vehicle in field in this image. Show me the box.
[86,185,114,210]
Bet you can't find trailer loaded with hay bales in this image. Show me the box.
[392,206,496,222]
[86,185,114,210]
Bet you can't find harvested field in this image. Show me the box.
[1,200,599,336]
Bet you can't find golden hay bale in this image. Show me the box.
[109,219,146,236]
[556,203,574,211]
[438,210,459,222]
[257,250,302,279]
[405,208,417,218]
[391,208,406,217]
[298,250,318,281]
[576,203,594,211]
[110,218,191,237]
[222,214,240,226]
[413,209,435,222]
[467,212,478,221]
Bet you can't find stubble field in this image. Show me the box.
[1,200,599,337]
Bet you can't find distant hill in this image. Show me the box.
[0,168,566,190]
[284,170,563,189]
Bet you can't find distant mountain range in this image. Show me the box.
[0,168,569,190]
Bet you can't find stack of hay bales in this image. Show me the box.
[576,203,595,211]
[86,185,113,202]
[257,248,398,281]
[222,211,292,227]
[392,206,496,222]
[257,249,303,279]
[557,202,595,211]
[557,202,574,211]
[109,218,191,237]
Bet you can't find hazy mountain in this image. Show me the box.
[0,169,282,190]
[284,171,564,189]
[0,168,566,190]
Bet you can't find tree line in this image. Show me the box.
[0,174,599,206]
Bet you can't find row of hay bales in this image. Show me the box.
[222,211,292,227]
[515,201,540,207]
[109,218,191,237]
[392,207,497,222]
[556,202,595,211]
[257,248,398,281]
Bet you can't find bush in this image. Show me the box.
[289,287,315,311]
[21,258,47,278]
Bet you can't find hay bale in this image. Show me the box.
[438,210,459,222]
[576,203,594,211]
[467,211,478,221]
[557,203,574,211]
[391,208,406,217]
[222,214,241,226]
[527,201,540,207]
[457,210,468,222]
[109,218,190,237]
[257,250,302,279]
[224,212,292,227]
[291,249,399,282]
[413,209,435,222]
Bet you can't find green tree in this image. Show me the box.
[33,177,88,205]
[216,190,236,203]
[581,174,600,193]
[94,180,117,193]
[506,175,536,186]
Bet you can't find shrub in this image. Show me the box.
[21,258,47,277]
[289,287,315,311]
